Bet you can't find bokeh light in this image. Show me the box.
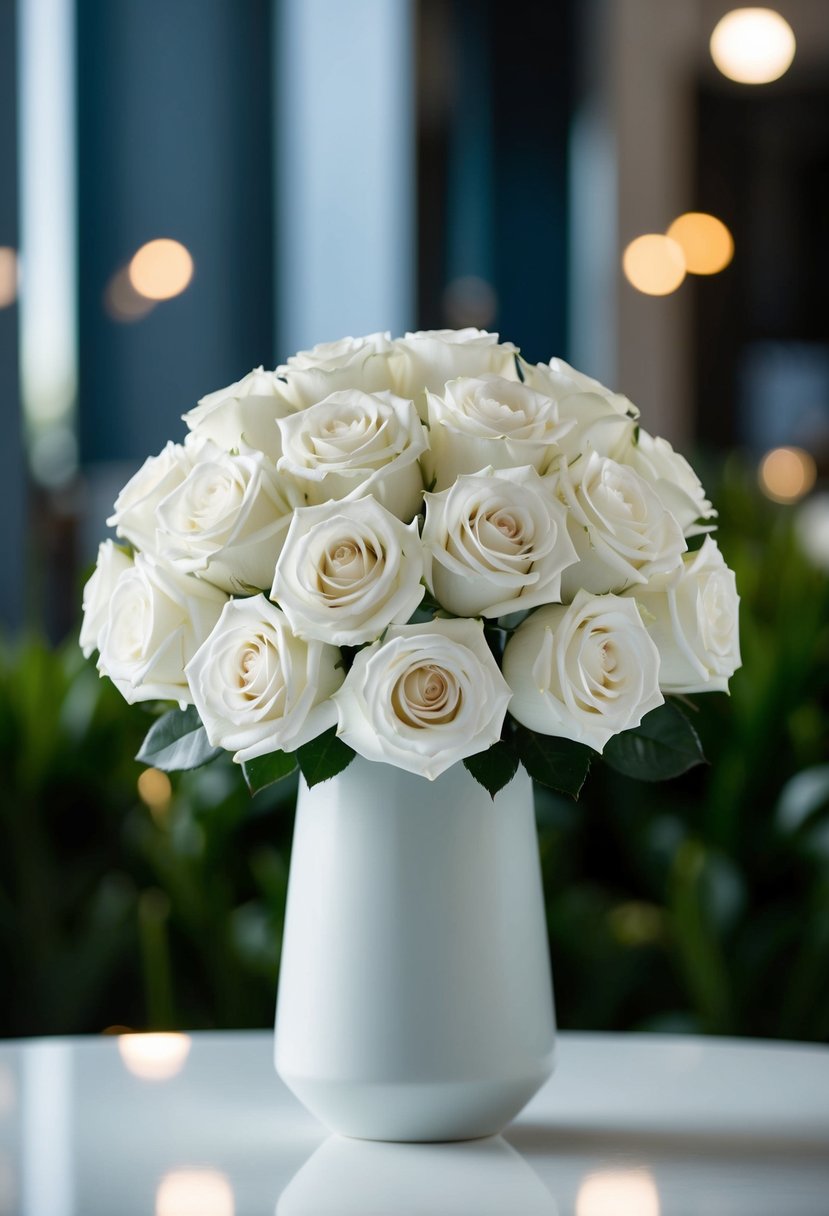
[156,1170,234,1216]
[138,768,173,818]
[0,248,18,309]
[608,901,664,947]
[577,1169,660,1216]
[758,446,816,504]
[118,1032,191,1081]
[795,492,829,572]
[710,8,796,84]
[105,266,156,322]
[129,238,194,301]
[667,212,734,275]
[622,234,686,296]
[30,425,78,490]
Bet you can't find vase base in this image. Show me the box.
[278,1065,554,1142]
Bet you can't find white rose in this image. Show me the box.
[97,554,226,706]
[155,449,302,593]
[277,389,427,521]
[185,595,343,764]
[333,617,513,780]
[392,328,519,415]
[626,537,741,693]
[503,590,663,752]
[422,466,578,618]
[182,367,297,462]
[520,360,636,462]
[280,331,393,373]
[426,375,577,491]
[275,349,397,413]
[80,540,133,658]
[272,496,425,646]
[557,449,687,597]
[622,429,716,536]
[547,357,639,418]
[107,439,199,554]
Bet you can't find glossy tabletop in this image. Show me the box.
[0,1030,827,1215]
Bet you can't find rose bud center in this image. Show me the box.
[318,538,379,596]
[392,662,462,728]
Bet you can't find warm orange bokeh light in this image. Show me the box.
[758,446,816,504]
[105,266,156,322]
[577,1169,661,1216]
[156,1170,234,1216]
[118,1032,191,1081]
[622,235,686,296]
[138,767,172,815]
[667,213,734,276]
[103,267,155,323]
[129,238,194,301]
[710,8,796,84]
[0,247,18,309]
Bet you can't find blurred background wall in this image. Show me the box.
[1,0,828,1040]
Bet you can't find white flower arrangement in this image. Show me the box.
[81,329,741,796]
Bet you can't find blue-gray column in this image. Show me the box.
[275,0,414,357]
[77,0,275,465]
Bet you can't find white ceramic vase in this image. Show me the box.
[274,756,556,1142]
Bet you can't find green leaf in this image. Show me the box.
[464,742,519,798]
[136,706,222,772]
[242,749,298,796]
[513,726,592,799]
[602,701,705,782]
[296,728,356,788]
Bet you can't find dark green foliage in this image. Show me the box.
[296,728,355,787]
[0,639,296,1036]
[602,701,705,782]
[514,726,593,799]
[242,750,298,796]
[464,741,520,797]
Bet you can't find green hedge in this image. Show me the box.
[1,460,827,1039]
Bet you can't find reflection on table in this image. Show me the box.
[0,1031,826,1215]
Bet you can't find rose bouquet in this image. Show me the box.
[81,329,741,798]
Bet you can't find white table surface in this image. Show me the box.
[0,1030,827,1215]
